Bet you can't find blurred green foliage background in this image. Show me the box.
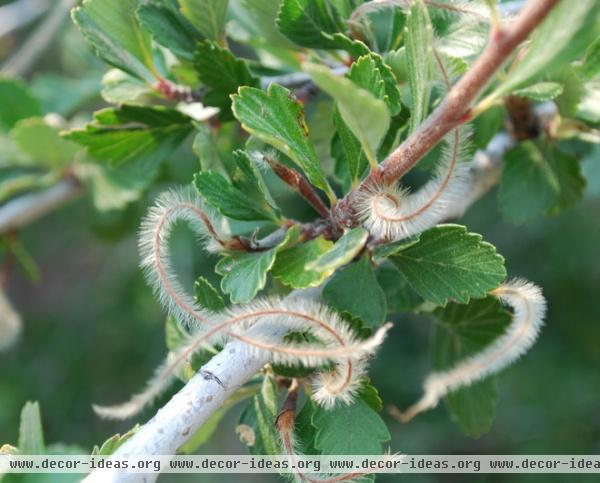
[1,1,599,482]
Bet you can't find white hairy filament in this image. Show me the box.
[396,279,546,422]
[94,188,391,419]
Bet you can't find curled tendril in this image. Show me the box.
[94,188,390,419]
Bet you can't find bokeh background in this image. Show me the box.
[1,1,599,482]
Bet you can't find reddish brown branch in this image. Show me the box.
[264,154,331,218]
[332,0,559,230]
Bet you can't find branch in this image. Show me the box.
[333,0,559,228]
[1,0,77,77]
[83,288,320,483]
[0,177,82,234]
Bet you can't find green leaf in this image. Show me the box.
[217,250,277,303]
[11,118,80,169]
[101,69,150,104]
[433,297,512,437]
[64,105,193,167]
[388,225,506,306]
[72,0,155,82]
[237,375,280,455]
[405,0,433,133]
[307,227,368,273]
[375,263,423,314]
[0,78,42,131]
[276,0,345,49]
[194,171,280,222]
[372,236,421,261]
[180,0,229,44]
[499,142,561,224]
[232,84,334,199]
[545,146,586,214]
[230,150,279,213]
[165,315,189,351]
[579,35,600,80]
[271,237,334,289]
[194,277,226,312]
[91,425,139,455]
[358,379,384,412]
[306,63,390,169]
[312,399,390,455]
[493,0,600,96]
[217,226,300,303]
[512,82,564,101]
[332,110,368,185]
[323,256,386,327]
[136,1,202,61]
[18,402,45,455]
[194,41,260,121]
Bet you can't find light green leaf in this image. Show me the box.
[230,150,279,213]
[91,425,140,455]
[545,146,586,215]
[194,170,280,222]
[165,315,189,351]
[323,256,386,327]
[306,63,390,169]
[11,118,80,169]
[512,82,564,101]
[136,1,202,61]
[307,227,368,273]
[405,0,433,133]
[312,399,390,455]
[433,297,512,436]
[63,105,193,167]
[101,69,150,104]
[180,0,229,44]
[71,0,155,82]
[18,402,45,455]
[237,375,280,455]
[499,142,561,224]
[0,78,42,131]
[579,35,600,80]
[272,237,334,288]
[388,225,506,306]
[276,0,344,49]
[194,276,226,312]
[232,84,334,199]
[217,226,300,303]
[194,41,259,121]
[239,0,297,49]
[493,0,600,96]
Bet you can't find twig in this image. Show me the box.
[0,177,82,234]
[264,154,331,218]
[332,0,559,229]
[1,0,77,77]
[0,0,50,38]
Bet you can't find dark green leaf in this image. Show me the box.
[323,256,386,327]
[136,1,203,61]
[499,142,560,224]
[64,105,193,167]
[312,399,390,455]
[0,78,42,130]
[194,277,226,312]
[433,297,512,437]
[232,84,334,199]
[194,41,260,121]
[388,225,506,305]
[230,150,279,214]
[276,0,345,49]
[375,263,423,314]
[194,171,280,222]
[358,379,384,412]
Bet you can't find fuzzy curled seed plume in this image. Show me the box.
[395,279,546,423]
[357,127,472,241]
[94,188,391,419]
